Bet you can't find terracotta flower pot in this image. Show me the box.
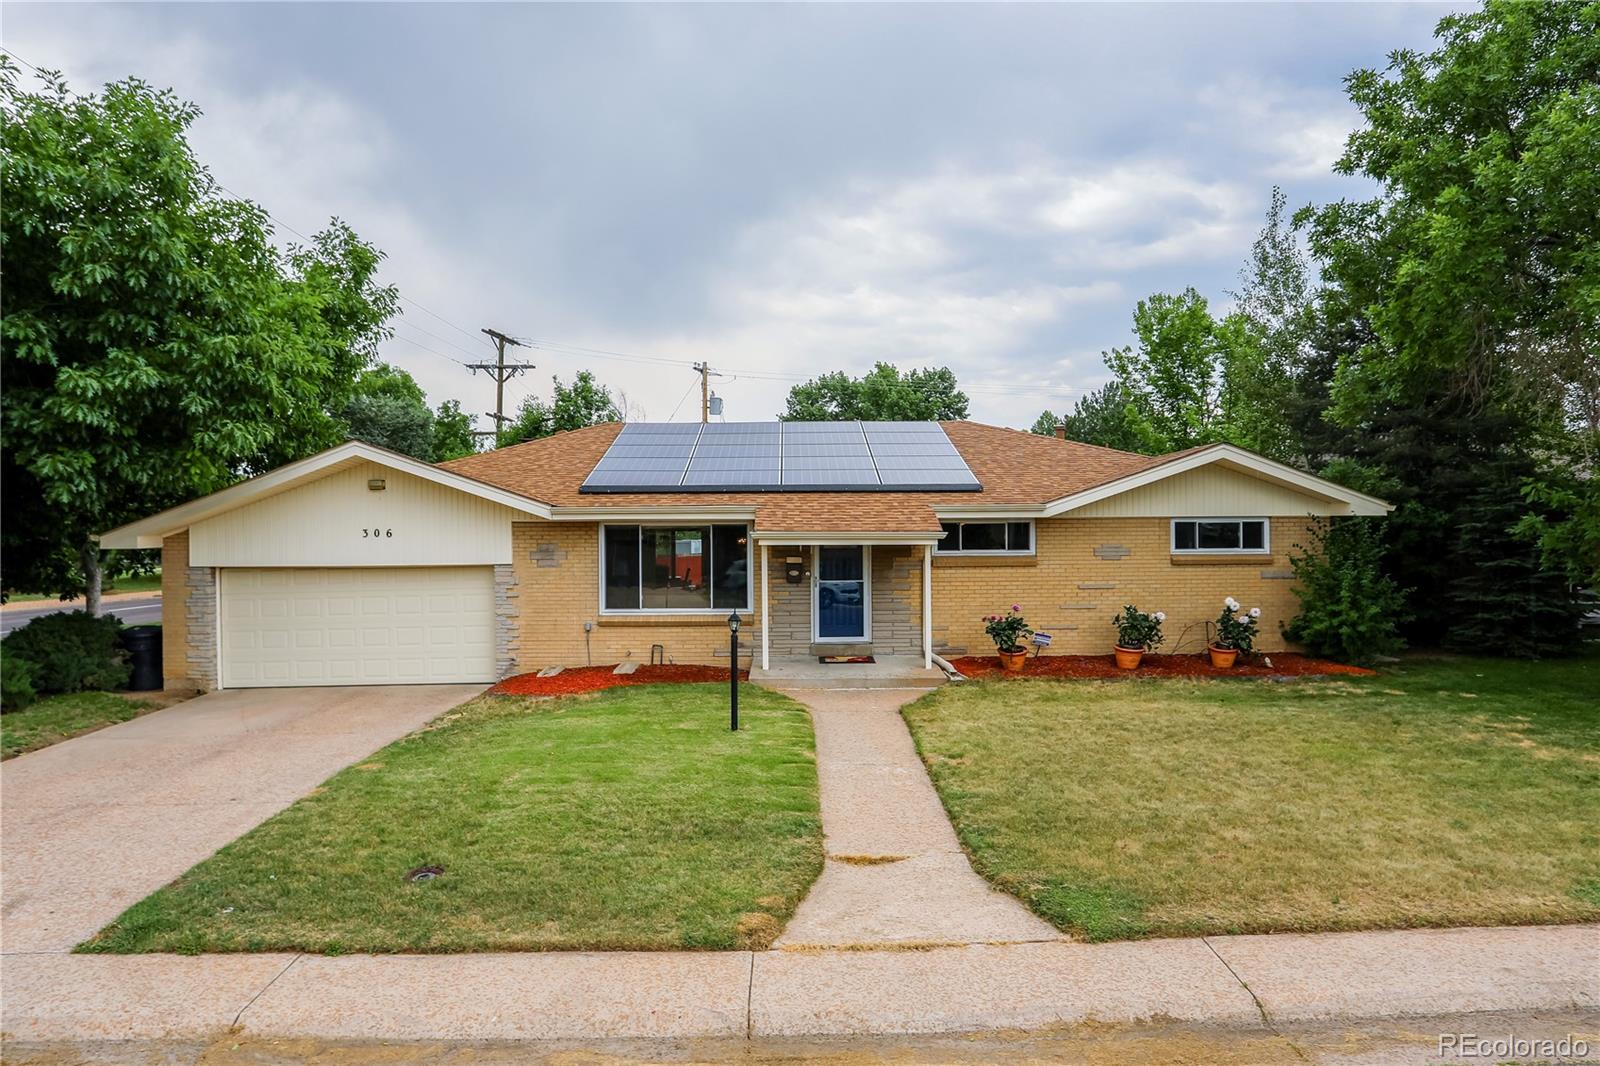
[1208,645,1238,669]
[997,648,1028,672]
[1113,646,1144,670]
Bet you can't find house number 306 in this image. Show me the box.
[362,528,394,538]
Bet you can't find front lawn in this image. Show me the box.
[82,683,823,954]
[2,691,153,758]
[903,653,1600,941]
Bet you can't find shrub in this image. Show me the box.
[1214,596,1261,655]
[1284,518,1409,666]
[2,655,38,711]
[983,605,1033,653]
[1111,605,1165,651]
[0,611,131,694]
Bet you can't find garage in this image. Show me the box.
[219,566,495,688]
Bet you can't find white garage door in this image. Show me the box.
[220,567,495,688]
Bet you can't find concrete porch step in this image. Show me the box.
[752,655,947,690]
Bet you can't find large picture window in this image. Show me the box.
[936,521,1033,554]
[601,524,750,612]
[1171,518,1269,554]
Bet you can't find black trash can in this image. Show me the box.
[122,625,162,691]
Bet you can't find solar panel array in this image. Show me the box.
[579,421,981,493]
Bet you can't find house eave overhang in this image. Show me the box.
[752,529,945,546]
[1037,444,1394,518]
[550,505,760,522]
[97,441,553,549]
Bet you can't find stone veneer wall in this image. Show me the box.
[930,515,1313,657]
[184,558,219,690]
[493,562,519,678]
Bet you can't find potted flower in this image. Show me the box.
[1209,597,1260,668]
[984,606,1033,672]
[1111,605,1165,669]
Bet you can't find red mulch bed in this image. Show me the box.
[950,652,1375,680]
[488,663,746,697]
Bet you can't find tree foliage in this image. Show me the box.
[341,363,434,459]
[496,370,622,447]
[1,63,397,605]
[1284,518,1409,666]
[1030,382,1146,452]
[432,399,480,462]
[783,363,969,422]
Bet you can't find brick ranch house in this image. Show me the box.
[100,420,1390,690]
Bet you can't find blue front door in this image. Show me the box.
[815,546,868,641]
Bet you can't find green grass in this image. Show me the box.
[2,691,152,759]
[903,652,1600,942]
[4,572,163,603]
[81,683,823,954]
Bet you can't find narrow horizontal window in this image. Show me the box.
[1171,519,1269,554]
[935,520,1035,554]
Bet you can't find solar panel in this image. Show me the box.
[578,421,980,493]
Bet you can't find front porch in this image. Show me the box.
[753,533,939,674]
[750,653,947,689]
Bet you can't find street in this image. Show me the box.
[0,595,162,636]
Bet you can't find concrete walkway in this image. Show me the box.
[0,684,482,953]
[769,685,1059,947]
[3,924,1594,1042]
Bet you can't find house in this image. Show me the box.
[99,420,1390,690]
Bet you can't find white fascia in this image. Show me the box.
[98,441,553,548]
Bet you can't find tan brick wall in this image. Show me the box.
[161,532,189,684]
[515,516,1309,669]
[930,516,1311,657]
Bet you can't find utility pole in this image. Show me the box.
[467,329,537,437]
[692,361,724,423]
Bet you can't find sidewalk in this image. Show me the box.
[2,924,1595,1042]
[770,685,1059,947]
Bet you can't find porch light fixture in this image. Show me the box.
[727,611,741,731]
[367,478,387,491]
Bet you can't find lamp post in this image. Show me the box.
[727,611,741,731]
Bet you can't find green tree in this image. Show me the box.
[341,363,434,460]
[496,370,621,447]
[1,64,397,610]
[782,363,970,421]
[1103,288,1232,452]
[432,399,480,461]
[1305,0,1599,424]
[1031,383,1147,453]
[1300,0,1597,653]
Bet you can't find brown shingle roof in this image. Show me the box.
[438,420,1174,534]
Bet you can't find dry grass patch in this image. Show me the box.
[82,683,822,954]
[903,653,1599,941]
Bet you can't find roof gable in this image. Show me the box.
[99,441,551,548]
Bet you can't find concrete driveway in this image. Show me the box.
[0,685,482,953]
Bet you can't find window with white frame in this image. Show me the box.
[1171,518,1269,553]
[936,520,1034,554]
[601,524,750,612]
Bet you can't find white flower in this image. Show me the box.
[1248,607,1261,618]
[1224,597,1239,611]
[1236,613,1249,624]
[1154,612,1166,622]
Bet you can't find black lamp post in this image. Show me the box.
[727,611,741,731]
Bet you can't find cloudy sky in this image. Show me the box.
[6,3,1458,429]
